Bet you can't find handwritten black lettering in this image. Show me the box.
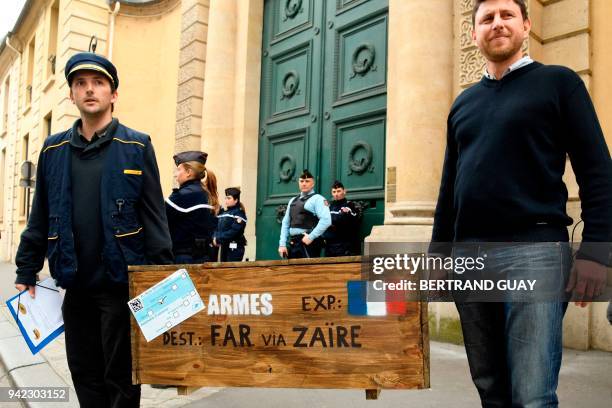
[293,327,308,347]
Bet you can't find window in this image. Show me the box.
[44,111,52,137]
[25,38,35,107]
[1,76,9,133]
[19,134,29,217]
[0,148,5,221]
[47,1,59,78]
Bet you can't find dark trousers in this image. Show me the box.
[325,241,354,257]
[174,242,219,264]
[63,289,140,408]
[288,236,323,259]
[220,244,245,262]
[174,254,207,264]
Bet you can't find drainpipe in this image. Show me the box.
[108,1,120,61]
[4,34,20,261]
[5,34,22,55]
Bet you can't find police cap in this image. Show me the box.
[173,151,208,166]
[65,52,119,89]
[225,187,241,200]
[299,169,314,180]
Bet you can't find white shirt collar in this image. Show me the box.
[484,55,534,80]
[300,189,314,198]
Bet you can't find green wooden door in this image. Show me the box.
[256,0,388,260]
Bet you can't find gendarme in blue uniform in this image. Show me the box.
[165,179,217,262]
[279,190,331,258]
[215,205,247,261]
[324,198,361,256]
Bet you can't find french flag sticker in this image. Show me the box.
[347,280,407,316]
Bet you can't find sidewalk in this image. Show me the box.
[0,304,219,408]
[1,261,611,407]
[0,262,218,407]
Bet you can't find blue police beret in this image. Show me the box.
[299,169,314,179]
[173,151,208,166]
[65,52,119,89]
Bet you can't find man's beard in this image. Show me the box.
[481,38,524,62]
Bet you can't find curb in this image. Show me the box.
[0,306,79,408]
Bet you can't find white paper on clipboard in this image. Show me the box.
[6,277,65,354]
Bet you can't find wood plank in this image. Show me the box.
[127,256,363,271]
[177,386,201,396]
[366,389,380,399]
[129,258,428,391]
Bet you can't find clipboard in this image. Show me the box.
[5,277,65,355]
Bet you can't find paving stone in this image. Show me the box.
[10,363,79,408]
[0,336,45,371]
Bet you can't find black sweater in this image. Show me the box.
[432,62,612,264]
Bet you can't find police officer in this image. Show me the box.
[166,151,219,263]
[324,180,361,256]
[14,52,173,407]
[214,187,247,262]
[278,170,331,259]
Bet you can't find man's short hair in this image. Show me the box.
[331,180,344,190]
[472,0,528,26]
[225,187,241,201]
[299,169,314,180]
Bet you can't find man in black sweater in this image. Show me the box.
[14,53,173,407]
[431,1,612,407]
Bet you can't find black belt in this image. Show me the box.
[174,247,192,256]
[290,235,322,243]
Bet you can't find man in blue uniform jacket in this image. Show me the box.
[278,170,331,259]
[14,52,173,408]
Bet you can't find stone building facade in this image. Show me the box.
[0,0,610,350]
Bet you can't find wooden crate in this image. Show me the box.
[129,256,429,394]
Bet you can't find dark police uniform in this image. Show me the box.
[166,151,218,263]
[15,49,172,408]
[215,205,247,262]
[324,198,361,256]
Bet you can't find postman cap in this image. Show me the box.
[173,151,208,166]
[65,52,119,89]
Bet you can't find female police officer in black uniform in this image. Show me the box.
[214,187,247,262]
[165,151,219,263]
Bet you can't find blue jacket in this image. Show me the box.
[15,122,173,288]
[278,191,331,247]
[214,205,247,246]
[323,198,360,242]
[165,179,217,253]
